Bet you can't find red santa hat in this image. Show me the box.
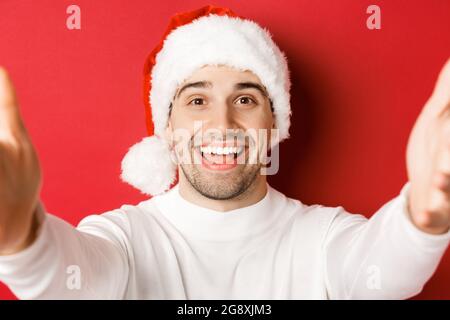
[121,4,292,196]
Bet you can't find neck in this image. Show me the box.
[178,170,268,212]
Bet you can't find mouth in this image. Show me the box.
[194,144,247,171]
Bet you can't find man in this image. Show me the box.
[0,5,449,299]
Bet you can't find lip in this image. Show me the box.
[199,141,247,148]
[193,145,248,172]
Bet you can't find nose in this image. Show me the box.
[208,100,238,133]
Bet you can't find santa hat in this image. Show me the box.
[121,4,292,196]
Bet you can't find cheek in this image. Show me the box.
[167,117,194,150]
[169,109,195,135]
[241,108,274,131]
[239,111,274,149]
[171,106,207,131]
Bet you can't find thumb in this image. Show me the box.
[427,58,450,116]
[0,67,27,142]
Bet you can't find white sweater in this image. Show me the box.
[0,182,449,299]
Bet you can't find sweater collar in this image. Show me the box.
[150,182,284,241]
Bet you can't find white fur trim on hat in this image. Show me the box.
[150,14,292,142]
[121,136,177,196]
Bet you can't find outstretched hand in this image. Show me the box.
[0,67,42,254]
[407,58,450,235]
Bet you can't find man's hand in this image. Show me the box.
[0,67,42,254]
[407,58,450,235]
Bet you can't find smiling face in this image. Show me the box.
[166,64,275,200]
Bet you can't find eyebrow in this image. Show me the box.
[174,80,270,100]
[235,82,270,99]
[175,81,213,100]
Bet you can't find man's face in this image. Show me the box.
[166,64,275,200]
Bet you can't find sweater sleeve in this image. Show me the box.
[0,202,130,299]
[323,182,450,299]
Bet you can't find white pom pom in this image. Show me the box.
[121,136,177,196]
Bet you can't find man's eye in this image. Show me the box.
[188,98,205,106]
[236,96,256,105]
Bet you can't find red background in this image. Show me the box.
[0,0,449,299]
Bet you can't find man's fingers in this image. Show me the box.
[436,122,450,174]
[430,127,450,203]
[419,164,450,233]
[426,181,450,218]
[0,67,26,140]
[425,58,450,117]
[433,58,450,102]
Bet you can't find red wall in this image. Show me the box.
[0,0,449,299]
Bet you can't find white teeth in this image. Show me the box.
[200,146,244,155]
